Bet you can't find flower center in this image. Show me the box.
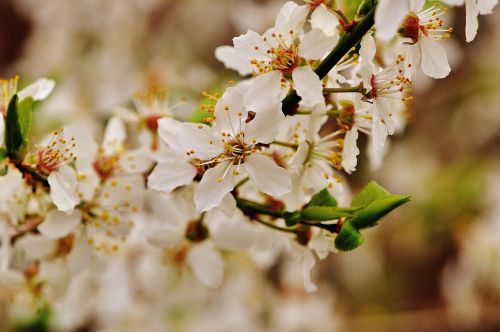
[251,31,301,74]
[399,6,452,43]
[337,101,356,130]
[399,14,421,44]
[185,220,209,243]
[271,44,300,73]
[223,135,255,164]
[145,114,160,132]
[36,129,76,174]
[370,55,411,101]
[93,154,119,180]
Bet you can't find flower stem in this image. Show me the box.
[301,220,340,234]
[281,8,376,115]
[235,177,249,189]
[293,110,342,118]
[271,141,298,149]
[254,218,297,234]
[236,198,283,218]
[333,9,350,24]
[323,83,363,94]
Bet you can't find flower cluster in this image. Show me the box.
[0,0,496,330]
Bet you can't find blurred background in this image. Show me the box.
[1,0,500,331]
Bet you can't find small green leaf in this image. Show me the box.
[5,94,22,155]
[14,306,51,332]
[344,0,363,19]
[302,206,356,221]
[5,95,33,156]
[350,195,411,229]
[357,0,377,17]
[18,97,34,146]
[307,188,338,207]
[0,148,8,161]
[0,164,8,176]
[351,181,390,208]
[284,211,302,227]
[334,221,364,251]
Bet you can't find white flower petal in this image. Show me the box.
[195,161,235,212]
[307,104,328,142]
[292,66,324,107]
[38,210,81,239]
[420,37,451,79]
[120,148,154,174]
[299,29,338,60]
[244,71,282,112]
[302,250,318,293]
[186,243,224,289]
[375,0,409,41]
[244,154,291,197]
[342,129,360,174]
[215,46,254,76]
[410,0,426,12]
[148,159,197,193]
[289,141,309,174]
[404,44,421,79]
[274,2,309,38]
[233,30,271,62]
[244,103,284,144]
[175,122,224,160]
[15,234,55,261]
[102,116,126,155]
[17,78,55,101]
[113,106,139,123]
[371,113,389,149]
[465,0,480,42]
[214,87,247,135]
[478,0,498,14]
[99,175,144,209]
[211,211,256,251]
[157,117,184,149]
[48,165,79,214]
[310,4,340,37]
[360,33,376,65]
[219,193,237,218]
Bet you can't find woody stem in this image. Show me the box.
[281,8,376,115]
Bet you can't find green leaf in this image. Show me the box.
[307,188,337,207]
[344,0,363,19]
[334,221,364,251]
[0,148,8,161]
[18,97,34,146]
[0,164,8,176]
[5,95,33,156]
[350,195,411,229]
[14,306,51,332]
[284,211,302,227]
[357,0,377,17]
[302,206,356,221]
[351,181,390,208]
[5,94,22,155]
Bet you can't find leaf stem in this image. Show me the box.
[323,83,364,94]
[236,198,284,218]
[292,110,342,118]
[301,220,340,233]
[235,177,249,189]
[271,141,298,149]
[281,8,375,115]
[333,9,350,24]
[254,218,297,234]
